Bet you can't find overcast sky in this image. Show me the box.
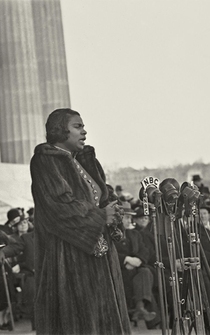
[60,0,210,170]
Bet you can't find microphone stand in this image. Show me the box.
[182,202,206,334]
[166,213,184,335]
[151,193,169,335]
[162,198,185,335]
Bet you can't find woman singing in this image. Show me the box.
[30,108,131,335]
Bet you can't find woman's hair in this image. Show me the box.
[46,108,80,144]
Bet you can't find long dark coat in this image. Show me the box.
[30,143,131,335]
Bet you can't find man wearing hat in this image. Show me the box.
[10,214,31,241]
[192,175,210,197]
[0,209,21,235]
[115,185,124,198]
[114,202,157,324]
[134,206,156,267]
[134,206,150,229]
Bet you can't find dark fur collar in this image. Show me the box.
[34,143,109,207]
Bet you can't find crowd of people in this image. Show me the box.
[0,177,209,333]
[111,178,210,333]
[0,207,35,331]
[0,107,210,335]
[0,191,161,332]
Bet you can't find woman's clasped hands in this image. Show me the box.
[105,200,124,228]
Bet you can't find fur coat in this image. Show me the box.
[30,143,131,335]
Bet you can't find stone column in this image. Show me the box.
[0,0,45,163]
[0,0,70,163]
[31,0,71,120]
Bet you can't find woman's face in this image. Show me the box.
[17,219,29,234]
[62,115,87,152]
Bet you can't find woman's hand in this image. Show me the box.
[105,200,118,226]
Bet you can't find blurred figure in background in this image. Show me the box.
[26,208,34,230]
[106,184,119,202]
[114,202,157,325]
[115,185,137,208]
[193,206,210,308]
[11,215,30,241]
[16,208,25,217]
[133,206,161,329]
[0,230,35,330]
[0,231,17,330]
[134,206,156,270]
[200,206,210,230]
[192,174,210,199]
[0,209,20,235]
[115,185,124,198]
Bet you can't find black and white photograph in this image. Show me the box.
[0,1,210,334]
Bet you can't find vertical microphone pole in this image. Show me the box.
[151,205,168,335]
[186,204,206,335]
[166,214,183,335]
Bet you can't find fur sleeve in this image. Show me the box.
[30,154,106,255]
